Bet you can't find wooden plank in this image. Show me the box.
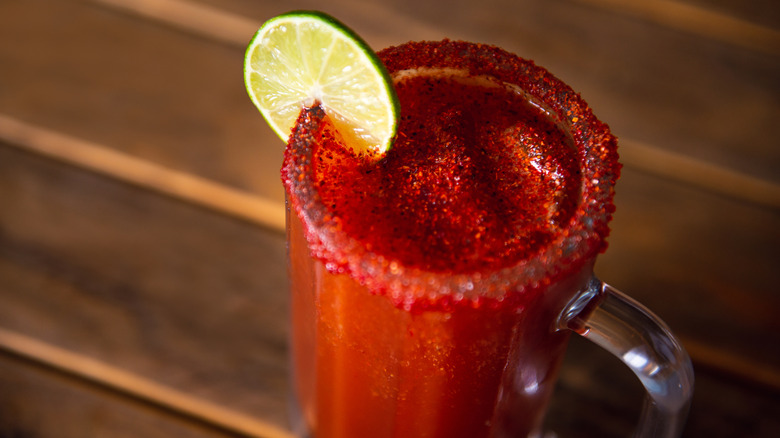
[0,356,239,438]
[619,139,780,210]
[93,0,261,46]
[576,0,780,55]
[0,115,285,232]
[0,327,294,438]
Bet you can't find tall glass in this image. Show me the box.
[282,40,693,438]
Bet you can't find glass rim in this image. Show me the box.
[283,40,621,312]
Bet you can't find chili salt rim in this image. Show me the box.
[282,40,620,312]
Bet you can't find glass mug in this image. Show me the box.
[282,40,693,438]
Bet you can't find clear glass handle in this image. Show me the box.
[559,276,694,438]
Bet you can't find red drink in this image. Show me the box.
[283,41,619,437]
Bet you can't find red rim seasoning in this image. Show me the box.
[283,40,620,313]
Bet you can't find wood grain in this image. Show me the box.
[93,0,261,46]
[0,115,285,232]
[575,0,780,55]
[0,327,294,438]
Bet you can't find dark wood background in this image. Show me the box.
[1,0,778,436]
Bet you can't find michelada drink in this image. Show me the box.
[282,40,619,437]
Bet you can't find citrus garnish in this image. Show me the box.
[244,11,399,155]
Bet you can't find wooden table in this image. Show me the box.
[1,0,778,436]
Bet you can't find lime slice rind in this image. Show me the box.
[244,11,399,155]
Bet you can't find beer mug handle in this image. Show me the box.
[559,277,695,438]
